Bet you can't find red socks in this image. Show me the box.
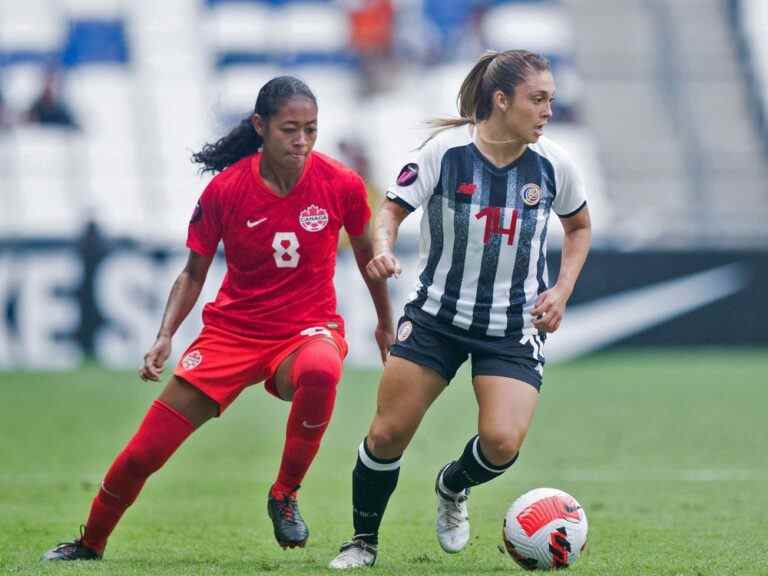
[272,340,342,498]
[81,341,341,553]
[83,400,194,553]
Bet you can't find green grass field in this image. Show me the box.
[1,350,767,575]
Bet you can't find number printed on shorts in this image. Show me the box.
[300,326,332,337]
[272,232,300,268]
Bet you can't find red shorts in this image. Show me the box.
[173,324,348,413]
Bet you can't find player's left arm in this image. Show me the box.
[532,205,591,333]
[349,225,395,364]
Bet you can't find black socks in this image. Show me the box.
[351,438,402,545]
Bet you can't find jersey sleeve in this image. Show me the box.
[551,147,587,217]
[342,173,372,236]
[385,135,444,211]
[186,179,223,256]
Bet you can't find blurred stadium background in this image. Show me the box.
[0,0,766,370]
[1,2,767,574]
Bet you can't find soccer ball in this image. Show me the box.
[502,488,588,570]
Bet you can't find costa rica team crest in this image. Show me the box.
[299,205,329,232]
[397,321,413,342]
[520,183,542,207]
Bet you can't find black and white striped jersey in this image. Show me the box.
[386,125,587,339]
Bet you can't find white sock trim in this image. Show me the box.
[471,437,507,474]
[438,471,461,499]
[358,441,402,472]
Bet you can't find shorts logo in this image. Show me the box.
[300,326,332,338]
[396,163,419,187]
[520,183,542,207]
[299,205,329,232]
[397,320,413,342]
[181,350,203,370]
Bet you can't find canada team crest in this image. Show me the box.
[299,205,329,232]
[181,350,203,370]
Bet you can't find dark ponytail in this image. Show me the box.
[420,49,550,149]
[192,75,317,174]
[192,119,262,174]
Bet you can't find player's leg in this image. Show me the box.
[435,372,539,553]
[266,336,343,548]
[442,361,540,492]
[42,376,218,561]
[329,356,447,569]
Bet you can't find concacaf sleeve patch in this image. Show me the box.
[396,163,419,186]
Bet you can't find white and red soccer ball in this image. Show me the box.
[502,488,588,570]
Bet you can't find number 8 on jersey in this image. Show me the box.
[273,232,300,268]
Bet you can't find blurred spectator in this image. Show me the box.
[423,0,485,62]
[0,84,10,130]
[452,4,490,61]
[345,0,396,95]
[26,68,78,129]
[389,0,438,65]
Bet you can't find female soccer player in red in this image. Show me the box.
[43,76,394,560]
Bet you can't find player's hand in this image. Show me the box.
[374,321,395,365]
[139,335,171,382]
[366,252,402,280]
[532,285,569,333]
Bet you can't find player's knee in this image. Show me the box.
[479,427,526,464]
[292,340,342,391]
[367,420,409,457]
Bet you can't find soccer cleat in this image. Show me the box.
[267,486,309,549]
[41,526,102,561]
[435,463,471,553]
[328,539,377,569]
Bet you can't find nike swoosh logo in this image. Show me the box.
[302,420,328,429]
[246,218,267,228]
[548,263,749,363]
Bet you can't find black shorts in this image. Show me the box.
[389,305,544,390]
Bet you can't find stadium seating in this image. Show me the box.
[2,0,767,372]
[5,128,82,235]
[571,0,767,246]
[0,0,61,66]
[9,0,744,246]
[734,0,768,161]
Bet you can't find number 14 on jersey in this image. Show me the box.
[476,207,518,245]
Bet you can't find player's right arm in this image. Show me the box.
[368,130,451,280]
[140,250,214,382]
[366,200,408,280]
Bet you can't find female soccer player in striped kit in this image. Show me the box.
[330,50,592,569]
[43,76,394,560]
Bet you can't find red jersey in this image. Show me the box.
[187,151,370,339]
